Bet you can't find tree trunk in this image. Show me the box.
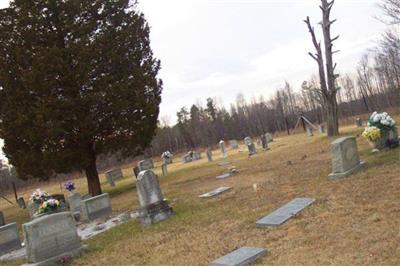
[85,144,102,196]
[325,94,339,136]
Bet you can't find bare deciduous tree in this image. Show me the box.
[304,0,340,136]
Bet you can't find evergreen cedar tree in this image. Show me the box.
[0,0,163,196]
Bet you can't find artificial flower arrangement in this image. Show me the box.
[367,111,396,130]
[161,151,173,160]
[63,180,75,192]
[362,126,381,142]
[29,189,50,204]
[37,198,60,214]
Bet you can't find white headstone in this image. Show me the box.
[328,136,365,180]
[206,148,213,162]
[67,192,82,214]
[105,169,123,187]
[306,127,313,136]
[244,136,256,155]
[138,159,154,171]
[161,163,168,177]
[229,139,239,149]
[219,140,227,158]
[265,133,273,143]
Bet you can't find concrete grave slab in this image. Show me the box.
[216,173,232,179]
[199,187,231,198]
[211,247,267,266]
[256,197,315,227]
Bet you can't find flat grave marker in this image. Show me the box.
[199,187,231,198]
[256,197,315,227]
[216,173,232,179]
[211,246,267,266]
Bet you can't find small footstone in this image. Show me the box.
[218,161,231,166]
[216,173,231,179]
[256,197,315,227]
[199,187,231,198]
[211,246,267,266]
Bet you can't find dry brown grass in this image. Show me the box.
[1,122,400,266]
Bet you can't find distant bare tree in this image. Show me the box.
[380,0,400,24]
[304,0,340,136]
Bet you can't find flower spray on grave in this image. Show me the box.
[64,180,76,194]
[363,112,398,149]
[29,189,50,205]
[37,198,61,214]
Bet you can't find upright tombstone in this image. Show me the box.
[67,192,82,215]
[244,136,256,155]
[105,168,123,187]
[80,193,112,222]
[192,151,201,160]
[182,153,193,163]
[206,147,213,162]
[356,117,362,127]
[260,134,269,150]
[265,132,273,143]
[27,202,41,219]
[138,159,154,172]
[0,211,4,226]
[319,124,325,133]
[219,140,227,158]
[136,170,173,224]
[0,222,21,256]
[306,127,314,136]
[17,197,26,209]
[161,163,168,177]
[23,212,84,264]
[229,139,239,149]
[328,136,365,180]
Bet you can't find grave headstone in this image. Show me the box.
[256,197,315,227]
[50,194,67,211]
[67,192,82,214]
[192,151,201,160]
[199,187,231,198]
[355,117,362,127]
[260,134,269,150]
[375,128,398,150]
[0,222,21,256]
[161,163,168,177]
[211,246,267,266]
[138,159,154,172]
[0,211,4,226]
[136,170,173,224]
[17,197,26,209]
[306,127,313,136]
[244,136,256,155]
[23,212,84,264]
[219,140,227,158]
[105,168,123,187]
[206,148,213,162]
[216,173,231,179]
[319,124,325,133]
[265,133,273,143]
[182,153,193,163]
[161,151,173,164]
[328,136,365,180]
[229,140,239,149]
[80,193,112,222]
[27,202,41,219]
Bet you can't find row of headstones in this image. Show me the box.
[106,158,155,187]
[0,168,172,265]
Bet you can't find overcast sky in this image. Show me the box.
[0,0,387,162]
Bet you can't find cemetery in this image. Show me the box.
[0,0,399,265]
[1,119,399,265]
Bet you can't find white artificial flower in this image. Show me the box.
[373,115,380,122]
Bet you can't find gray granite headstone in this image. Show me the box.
[199,187,231,198]
[260,134,269,150]
[192,151,201,160]
[328,136,365,180]
[67,192,82,214]
[161,163,168,177]
[138,159,154,171]
[80,193,112,222]
[229,140,239,149]
[23,212,83,264]
[256,197,315,227]
[105,168,123,187]
[136,170,173,224]
[0,223,21,256]
[219,140,227,158]
[265,133,273,143]
[182,153,193,163]
[244,137,256,155]
[206,148,213,162]
[211,246,267,266]
[0,211,4,226]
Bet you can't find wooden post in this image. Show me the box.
[12,181,18,202]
